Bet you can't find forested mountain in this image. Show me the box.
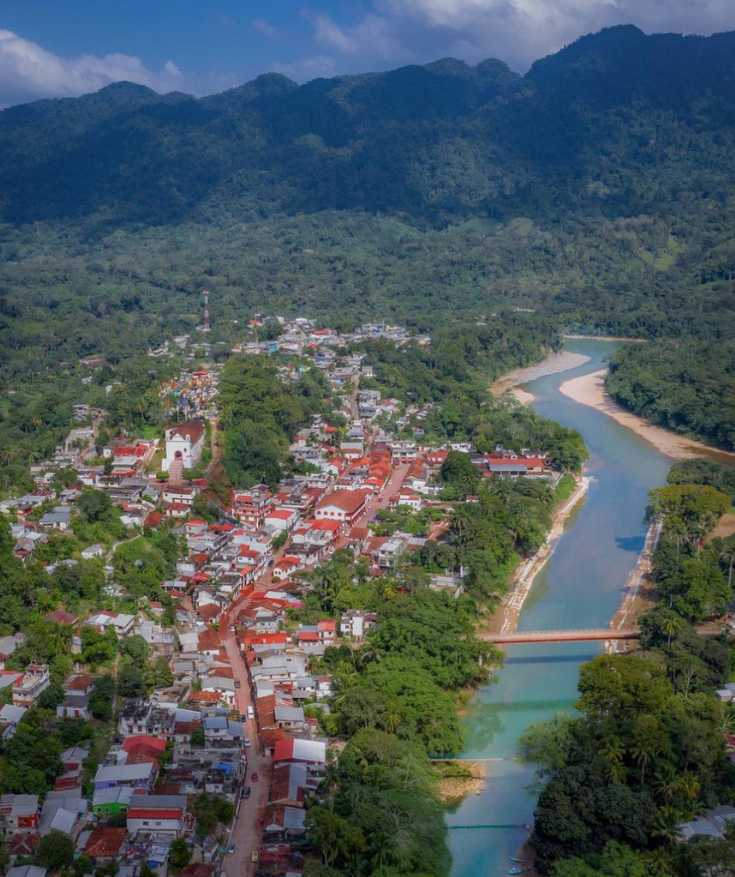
[2,24,735,383]
[3,26,735,228]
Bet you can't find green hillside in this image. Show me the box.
[2,24,735,382]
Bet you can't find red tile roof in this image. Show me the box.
[316,489,368,514]
[85,827,126,858]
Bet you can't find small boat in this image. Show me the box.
[510,857,526,864]
[508,867,527,876]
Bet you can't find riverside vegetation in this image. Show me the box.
[522,462,735,876]
[607,341,735,452]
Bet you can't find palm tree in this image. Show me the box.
[718,541,735,589]
[661,612,682,647]
[602,737,625,783]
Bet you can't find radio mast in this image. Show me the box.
[201,289,211,333]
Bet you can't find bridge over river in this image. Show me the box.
[482,624,725,645]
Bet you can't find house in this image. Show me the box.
[678,805,735,841]
[272,737,327,768]
[92,787,134,818]
[39,507,72,531]
[0,633,25,668]
[45,609,78,627]
[484,454,547,479]
[264,508,299,533]
[93,762,155,792]
[163,420,205,472]
[0,795,40,832]
[12,664,50,707]
[81,543,105,560]
[340,610,377,641]
[64,674,94,695]
[85,611,136,637]
[201,676,236,706]
[127,794,188,838]
[0,705,26,739]
[38,794,85,838]
[263,805,306,838]
[7,867,46,877]
[84,827,127,863]
[122,735,168,765]
[394,487,423,511]
[202,716,247,747]
[269,762,314,806]
[315,489,369,526]
[275,706,306,731]
[317,619,336,644]
[56,693,90,721]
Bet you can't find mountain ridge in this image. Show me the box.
[0,25,733,228]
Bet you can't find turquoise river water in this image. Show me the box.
[447,339,672,877]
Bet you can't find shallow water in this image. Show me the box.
[447,340,671,876]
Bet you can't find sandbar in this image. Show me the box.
[491,350,591,405]
[560,369,735,463]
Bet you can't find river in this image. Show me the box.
[447,339,672,876]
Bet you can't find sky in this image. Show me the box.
[1,0,735,107]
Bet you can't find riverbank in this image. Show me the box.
[484,475,591,636]
[608,518,663,650]
[436,761,488,805]
[491,351,592,405]
[561,334,646,343]
[560,369,735,463]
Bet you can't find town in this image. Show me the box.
[0,315,561,877]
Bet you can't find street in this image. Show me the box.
[217,459,411,871]
[221,632,270,877]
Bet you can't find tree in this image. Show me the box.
[306,807,366,870]
[35,830,75,870]
[439,451,480,497]
[117,662,146,699]
[81,625,117,666]
[168,838,191,871]
[89,676,115,721]
[77,488,114,524]
[152,656,173,689]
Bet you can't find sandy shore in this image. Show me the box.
[484,475,591,636]
[561,333,646,343]
[436,761,488,804]
[608,518,663,652]
[491,350,592,405]
[560,370,735,463]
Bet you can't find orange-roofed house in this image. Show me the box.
[317,619,336,644]
[85,827,126,862]
[315,490,369,526]
[273,556,301,581]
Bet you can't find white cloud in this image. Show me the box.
[272,54,338,81]
[298,0,735,74]
[252,18,277,38]
[0,29,184,107]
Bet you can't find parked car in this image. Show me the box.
[234,679,241,688]
[247,705,255,720]
[241,785,251,799]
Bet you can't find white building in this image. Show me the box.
[163,420,205,472]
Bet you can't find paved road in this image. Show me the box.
[221,632,270,877]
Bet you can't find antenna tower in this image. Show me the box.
[202,289,211,333]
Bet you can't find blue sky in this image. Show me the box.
[1,0,735,107]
